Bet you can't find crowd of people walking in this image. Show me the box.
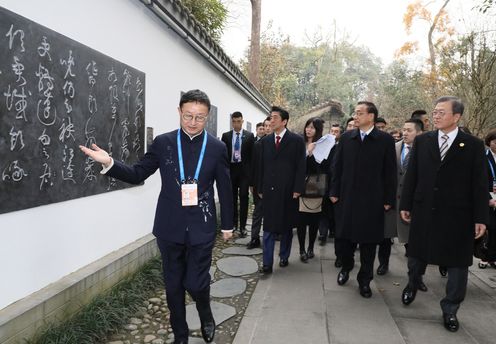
[80,90,496,343]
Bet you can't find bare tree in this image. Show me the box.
[248,0,261,88]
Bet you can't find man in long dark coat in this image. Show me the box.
[330,101,396,298]
[400,96,488,332]
[257,106,306,274]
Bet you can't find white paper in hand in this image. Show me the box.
[313,134,336,163]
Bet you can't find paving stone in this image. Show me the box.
[143,334,156,343]
[209,266,217,279]
[222,246,262,256]
[186,301,236,330]
[188,338,216,344]
[210,278,247,298]
[216,256,258,276]
[234,237,251,245]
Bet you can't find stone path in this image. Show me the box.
[106,219,263,344]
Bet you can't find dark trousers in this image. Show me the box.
[297,212,320,252]
[407,256,468,315]
[230,163,249,229]
[378,238,393,266]
[336,238,377,286]
[318,198,335,238]
[156,237,214,341]
[263,230,293,267]
[251,191,263,239]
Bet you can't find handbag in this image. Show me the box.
[302,173,327,198]
[473,232,490,261]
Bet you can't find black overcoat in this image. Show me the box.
[330,128,397,243]
[257,130,306,234]
[400,130,488,267]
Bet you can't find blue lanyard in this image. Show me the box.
[177,129,208,183]
[488,157,496,182]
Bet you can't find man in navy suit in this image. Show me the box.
[80,89,233,344]
[221,112,255,238]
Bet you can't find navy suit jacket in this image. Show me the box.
[106,129,233,245]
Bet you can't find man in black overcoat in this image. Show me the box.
[221,111,255,237]
[80,90,233,344]
[257,106,306,274]
[400,96,488,332]
[330,101,397,298]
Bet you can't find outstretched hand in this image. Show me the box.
[79,144,112,167]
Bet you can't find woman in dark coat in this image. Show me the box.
[297,117,331,262]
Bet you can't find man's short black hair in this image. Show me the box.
[410,109,427,119]
[435,96,464,116]
[231,111,243,119]
[375,117,387,125]
[256,122,263,128]
[271,106,289,122]
[264,116,271,124]
[345,117,354,125]
[179,89,211,111]
[331,123,343,133]
[405,118,424,132]
[357,101,378,121]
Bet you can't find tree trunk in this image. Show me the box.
[428,0,451,78]
[249,0,261,89]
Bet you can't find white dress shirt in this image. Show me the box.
[438,127,459,152]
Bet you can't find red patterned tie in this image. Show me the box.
[275,135,281,150]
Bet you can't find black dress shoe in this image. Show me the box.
[174,340,188,344]
[279,259,289,267]
[337,270,349,285]
[307,249,315,259]
[418,281,428,292]
[359,284,372,298]
[334,258,343,268]
[259,265,272,274]
[247,238,260,249]
[439,266,448,277]
[200,318,216,343]
[376,264,388,275]
[401,285,417,305]
[300,252,308,263]
[443,313,459,332]
[239,228,247,238]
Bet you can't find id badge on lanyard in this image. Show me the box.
[177,129,207,207]
[181,183,198,206]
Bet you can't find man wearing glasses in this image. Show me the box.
[400,96,488,332]
[80,89,233,344]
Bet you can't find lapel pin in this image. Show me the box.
[459,143,465,147]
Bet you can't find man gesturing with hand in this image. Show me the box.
[80,90,233,344]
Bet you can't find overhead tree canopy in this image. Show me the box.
[181,0,228,42]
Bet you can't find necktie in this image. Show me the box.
[402,145,410,171]
[360,132,366,141]
[233,132,240,162]
[275,135,281,150]
[439,134,449,160]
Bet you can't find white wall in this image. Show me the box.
[0,0,266,310]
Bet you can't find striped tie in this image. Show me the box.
[439,134,449,160]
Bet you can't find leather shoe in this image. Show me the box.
[239,228,247,238]
[259,265,272,275]
[300,252,308,263]
[401,285,417,305]
[307,249,315,259]
[443,313,459,332]
[439,266,448,277]
[418,281,428,292]
[279,259,289,267]
[376,264,388,275]
[337,270,349,285]
[247,238,260,249]
[334,258,343,268]
[359,284,372,298]
[200,318,216,343]
[174,340,188,344]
